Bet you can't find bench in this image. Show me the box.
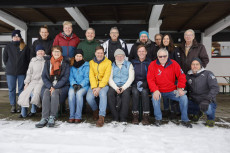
[218,83,230,94]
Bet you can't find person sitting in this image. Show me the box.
[108,49,134,125]
[147,48,192,128]
[35,46,70,128]
[68,49,89,123]
[17,45,46,118]
[131,45,151,125]
[186,58,219,127]
[86,46,112,127]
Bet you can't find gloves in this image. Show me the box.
[137,81,143,92]
[73,84,82,93]
[199,100,210,112]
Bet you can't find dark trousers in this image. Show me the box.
[107,87,131,122]
[132,86,150,113]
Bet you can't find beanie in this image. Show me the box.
[191,57,202,66]
[114,49,125,57]
[36,44,45,52]
[139,31,149,38]
[74,49,84,57]
[12,30,22,38]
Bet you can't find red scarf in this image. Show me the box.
[50,56,63,76]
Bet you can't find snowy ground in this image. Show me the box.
[0,120,230,153]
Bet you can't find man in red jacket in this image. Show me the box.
[147,48,192,128]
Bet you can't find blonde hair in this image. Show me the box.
[63,21,72,27]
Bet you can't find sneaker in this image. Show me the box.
[16,106,21,113]
[47,116,55,127]
[181,121,193,128]
[11,105,16,113]
[155,120,161,127]
[35,118,48,128]
[192,111,203,122]
[205,120,215,127]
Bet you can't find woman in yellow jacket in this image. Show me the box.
[86,46,112,127]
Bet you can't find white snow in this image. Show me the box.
[0,120,230,153]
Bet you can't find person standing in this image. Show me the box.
[3,30,30,113]
[155,34,162,51]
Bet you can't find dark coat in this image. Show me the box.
[186,68,219,104]
[3,42,30,75]
[166,46,182,67]
[129,39,157,61]
[41,56,70,103]
[31,37,53,59]
[179,39,209,74]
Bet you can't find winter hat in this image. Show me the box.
[191,57,202,66]
[139,31,149,38]
[114,49,125,57]
[36,44,45,52]
[74,49,84,57]
[12,30,22,38]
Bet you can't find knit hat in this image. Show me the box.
[114,49,125,57]
[191,57,202,66]
[36,44,45,52]
[12,30,22,38]
[139,31,149,38]
[74,49,84,57]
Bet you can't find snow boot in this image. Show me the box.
[142,113,150,125]
[155,120,161,127]
[132,112,139,125]
[96,116,104,127]
[181,121,193,128]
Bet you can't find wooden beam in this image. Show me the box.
[0,24,14,31]
[32,8,56,24]
[0,9,26,22]
[149,5,164,28]
[79,8,92,23]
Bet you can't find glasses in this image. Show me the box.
[185,34,193,37]
[110,32,118,34]
[158,55,167,58]
[53,50,61,53]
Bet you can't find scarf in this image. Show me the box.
[50,56,63,76]
[93,57,105,64]
[62,32,73,40]
[73,60,85,68]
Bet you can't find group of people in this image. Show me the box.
[3,20,219,128]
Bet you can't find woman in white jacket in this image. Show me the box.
[17,45,45,118]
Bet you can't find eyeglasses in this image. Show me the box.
[158,55,167,58]
[53,50,61,53]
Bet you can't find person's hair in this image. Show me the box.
[95,46,104,52]
[110,27,119,33]
[137,45,146,52]
[155,34,162,40]
[184,29,195,37]
[63,21,72,27]
[86,27,95,33]
[51,46,63,53]
[161,34,175,53]
[39,25,49,32]
[157,48,169,57]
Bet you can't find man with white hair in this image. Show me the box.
[147,48,192,128]
[179,29,209,74]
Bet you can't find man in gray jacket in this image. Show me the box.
[186,58,219,127]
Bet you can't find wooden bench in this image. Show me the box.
[218,83,230,94]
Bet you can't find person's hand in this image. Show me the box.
[93,87,101,97]
[50,87,55,95]
[177,88,185,97]
[24,84,29,90]
[199,100,210,112]
[73,84,78,93]
[119,87,124,94]
[116,88,121,94]
[153,90,161,101]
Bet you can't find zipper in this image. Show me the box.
[97,63,99,87]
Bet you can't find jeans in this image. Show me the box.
[107,87,131,122]
[21,93,37,117]
[132,86,150,113]
[188,100,217,120]
[68,87,87,119]
[151,91,189,122]
[86,86,109,117]
[6,75,26,105]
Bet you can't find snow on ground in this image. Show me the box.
[0,119,230,153]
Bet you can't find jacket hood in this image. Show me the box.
[136,38,152,46]
[187,67,205,75]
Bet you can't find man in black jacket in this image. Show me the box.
[186,58,219,127]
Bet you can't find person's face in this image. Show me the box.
[110,29,119,41]
[95,49,104,61]
[191,60,201,74]
[158,51,168,65]
[155,35,162,46]
[115,54,125,62]
[39,28,49,40]
[86,29,95,41]
[63,24,73,36]
[36,50,45,57]
[12,36,21,42]
[140,34,148,44]
[163,35,170,46]
[52,49,62,59]
[184,31,195,43]
[75,54,83,62]
[137,47,147,60]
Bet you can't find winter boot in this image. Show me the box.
[93,110,99,121]
[205,120,215,127]
[142,113,150,125]
[181,121,193,128]
[16,106,21,113]
[10,105,16,113]
[132,112,139,125]
[35,118,48,128]
[47,116,56,127]
[155,120,161,127]
[191,111,203,122]
[96,116,104,127]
